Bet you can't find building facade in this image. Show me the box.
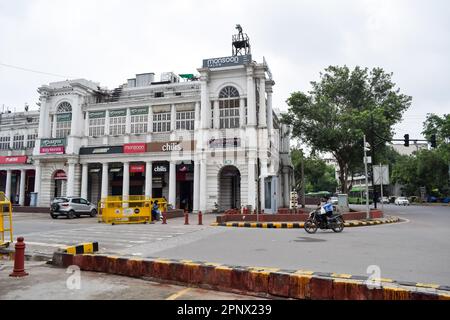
[0,47,294,213]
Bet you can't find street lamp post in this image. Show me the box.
[363,135,370,219]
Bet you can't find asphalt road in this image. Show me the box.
[5,204,450,286]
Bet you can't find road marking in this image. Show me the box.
[166,288,191,300]
[25,241,67,248]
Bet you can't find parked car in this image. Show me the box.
[395,197,410,206]
[379,197,389,204]
[50,197,97,219]
[330,196,339,205]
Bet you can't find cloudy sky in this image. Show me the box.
[1,0,449,141]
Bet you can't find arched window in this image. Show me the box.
[218,86,240,129]
[55,102,72,138]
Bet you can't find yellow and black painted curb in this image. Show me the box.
[62,242,99,255]
[211,217,400,229]
[52,251,450,299]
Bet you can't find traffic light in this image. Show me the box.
[404,134,410,147]
[430,134,437,148]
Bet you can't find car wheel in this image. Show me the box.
[67,210,76,219]
[50,213,57,219]
[90,209,97,217]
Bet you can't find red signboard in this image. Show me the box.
[54,170,67,180]
[0,156,28,164]
[40,146,65,154]
[130,164,145,173]
[124,143,147,154]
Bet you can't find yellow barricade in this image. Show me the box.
[98,196,168,225]
[0,192,13,247]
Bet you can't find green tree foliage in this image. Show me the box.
[282,66,412,193]
[291,149,338,193]
[422,113,450,162]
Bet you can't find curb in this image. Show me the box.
[211,217,401,229]
[51,252,450,300]
[61,242,99,255]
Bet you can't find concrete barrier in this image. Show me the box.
[51,252,450,300]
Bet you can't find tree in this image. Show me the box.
[422,113,450,162]
[282,66,412,193]
[291,149,338,193]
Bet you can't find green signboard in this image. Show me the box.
[56,113,72,122]
[89,111,106,119]
[109,109,127,117]
[40,138,66,147]
[130,107,148,116]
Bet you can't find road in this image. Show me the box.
[5,205,450,286]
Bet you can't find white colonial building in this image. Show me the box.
[0,30,294,213]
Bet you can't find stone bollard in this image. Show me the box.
[198,211,203,225]
[10,237,29,277]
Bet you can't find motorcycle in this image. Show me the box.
[304,207,345,234]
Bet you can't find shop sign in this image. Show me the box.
[0,156,28,164]
[79,146,123,155]
[56,113,72,122]
[202,55,252,69]
[40,146,65,154]
[124,143,147,154]
[54,170,67,180]
[154,165,168,173]
[109,109,127,117]
[40,138,66,147]
[147,140,195,152]
[89,111,106,119]
[130,164,145,173]
[209,138,240,148]
[130,107,148,116]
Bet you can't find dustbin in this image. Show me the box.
[30,192,38,207]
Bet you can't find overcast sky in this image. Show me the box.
[1,0,449,141]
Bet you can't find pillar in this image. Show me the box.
[259,77,267,127]
[247,68,256,126]
[193,160,200,212]
[213,100,220,129]
[171,104,176,131]
[19,169,26,206]
[199,160,207,211]
[34,161,41,195]
[81,163,88,199]
[260,159,268,213]
[200,74,210,129]
[67,162,76,196]
[168,161,176,208]
[123,162,129,201]
[239,98,246,127]
[194,101,200,130]
[267,87,273,136]
[52,114,57,138]
[284,171,290,208]
[145,161,152,198]
[101,163,109,199]
[247,160,256,210]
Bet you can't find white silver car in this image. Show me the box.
[395,197,410,206]
[50,197,98,219]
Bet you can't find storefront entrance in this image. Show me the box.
[218,165,241,211]
[52,170,67,199]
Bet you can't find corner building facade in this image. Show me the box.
[27,53,293,213]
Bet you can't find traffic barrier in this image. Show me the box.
[63,242,99,255]
[0,192,13,247]
[9,237,28,277]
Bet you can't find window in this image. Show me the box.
[155,92,164,98]
[131,114,148,134]
[27,134,37,149]
[0,136,10,150]
[218,86,240,129]
[109,115,126,136]
[55,102,72,138]
[89,118,105,137]
[153,112,171,132]
[13,135,24,149]
[176,111,195,130]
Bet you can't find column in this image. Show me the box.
[193,160,200,212]
[52,114,57,138]
[247,160,256,210]
[246,68,256,126]
[194,102,200,130]
[199,160,207,211]
[148,106,153,133]
[168,161,176,208]
[267,87,273,135]
[101,163,109,199]
[81,163,88,199]
[38,98,49,138]
[213,100,220,129]
[125,108,131,134]
[84,112,90,137]
[200,74,210,129]
[34,160,41,195]
[122,162,130,201]
[259,78,267,127]
[239,98,246,127]
[19,169,26,206]
[260,159,267,213]
[145,161,152,198]
[67,162,76,196]
[284,171,290,208]
[171,104,176,132]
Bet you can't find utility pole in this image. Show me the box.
[301,152,305,208]
[363,135,370,219]
[370,115,377,209]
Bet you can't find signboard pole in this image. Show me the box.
[363,135,370,219]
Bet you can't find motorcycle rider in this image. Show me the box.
[317,197,334,226]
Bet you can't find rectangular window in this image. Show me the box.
[152,112,171,132]
[0,136,10,150]
[219,99,240,129]
[176,111,195,131]
[155,92,164,98]
[131,114,148,134]
[13,135,24,149]
[56,120,71,138]
[89,118,105,137]
[26,134,37,149]
[109,115,126,136]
